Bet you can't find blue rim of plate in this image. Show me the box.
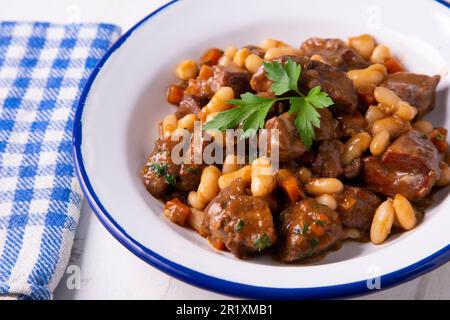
[73,0,450,299]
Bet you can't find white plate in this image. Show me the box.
[73,0,450,298]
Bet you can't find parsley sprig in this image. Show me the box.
[203,58,334,148]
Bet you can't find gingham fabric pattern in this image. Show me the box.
[0,22,120,299]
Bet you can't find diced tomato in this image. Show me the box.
[277,170,305,202]
[209,237,226,251]
[428,128,448,153]
[384,57,406,74]
[163,198,191,226]
[310,223,325,237]
[282,175,304,202]
[317,213,331,224]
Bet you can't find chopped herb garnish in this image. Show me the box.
[312,203,321,209]
[302,224,310,234]
[436,134,445,141]
[254,233,272,251]
[310,239,319,249]
[314,220,326,227]
[150,163,168,176]
[164,174,177,186]
[186,167,199,174]
[150,163,176,186]
[235,220,244,233]
[203,59,334,148]
[294,224,309,235]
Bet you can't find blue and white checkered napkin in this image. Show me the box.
[0,22,120,299]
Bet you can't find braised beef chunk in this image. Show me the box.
[210,65,252,96]
[265,112,306,161]
[250,63,273,93]
[312,140,344,178]
[203,179,276,258]
[338,111,367,138]
[381,72,440,118]
[177,138,207,192]
[382,130,440,173]
[300,58,358,116]
[175,95,202,118]
[363,130,441,200]
[279,198,343,262]
[184,78,214,103]
[299,38,370,71]
[251,56,358,116]
[142,139,180,198]
[335,186,382,230]
[314,108,340,140]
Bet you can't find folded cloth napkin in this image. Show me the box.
[0,22,120,299]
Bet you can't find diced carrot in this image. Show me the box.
[163,198,191,226]
[310,223,325,237]
[209,237,226,251]
[198,65,214,80]
[199,48,224,66]
[166,84,184,105]
[384,57,406,74]
[283,175,304,202]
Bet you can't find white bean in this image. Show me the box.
[370,199,395,244]
[305,178,344,196]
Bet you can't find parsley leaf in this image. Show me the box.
[290,96,321,149]
[263,59,301,95]
[202,59,334,149]
[305,85,334,109]
[203,93,276,139]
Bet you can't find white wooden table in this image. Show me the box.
[3,0,448,300]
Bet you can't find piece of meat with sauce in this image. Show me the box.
[334,186,382,231]
[175,95,202,118]
[380,72,440,119]
[142,138,181,198]
[299,38,370,71]
[265,112,306,161]
[362,130,441,200]
[209,65,252,96]
[312,139,344,178]
[279,198,343,262]
[314,108,340,140]
[251,56,358,116]
[177,136,208,192]
[338,111,367,138]
[203,179,277,258]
